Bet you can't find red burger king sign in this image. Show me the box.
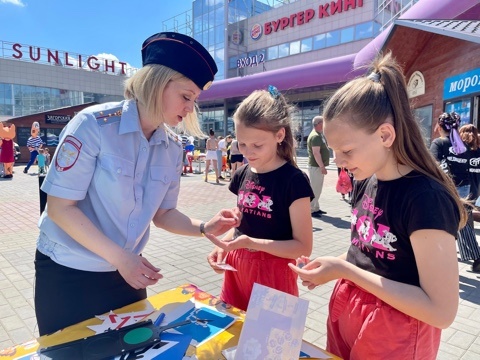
[250,23,263,40]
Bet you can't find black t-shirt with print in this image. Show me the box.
[229,162,314,241]
[348,171,459,287]
[430,137,470,187]
[468,148,480,199]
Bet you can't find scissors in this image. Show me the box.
[154,312,212,333]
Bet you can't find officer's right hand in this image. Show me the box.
[115,252,163,289]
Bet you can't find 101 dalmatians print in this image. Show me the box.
[351,193,397,261]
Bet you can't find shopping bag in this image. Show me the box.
[336,168,352,195]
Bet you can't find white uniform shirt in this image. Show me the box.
[218,139,227,155]
[37,100,183,271]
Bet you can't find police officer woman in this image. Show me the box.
[34,32,240,335]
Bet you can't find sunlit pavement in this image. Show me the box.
[1,158,480,359]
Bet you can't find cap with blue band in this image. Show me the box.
[141,32,218,90]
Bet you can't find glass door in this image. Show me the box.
[444,97,472,127]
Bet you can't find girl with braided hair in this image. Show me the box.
[430,112,470,197]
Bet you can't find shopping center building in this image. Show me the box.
[1,0,479,154]
[165,0,479,145]
[0,44,131,122]
[184,0,418,143]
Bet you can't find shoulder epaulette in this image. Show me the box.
[94,107,123,125]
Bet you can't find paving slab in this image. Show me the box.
[1,158,479,359]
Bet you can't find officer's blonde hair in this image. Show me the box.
[124,64,204,137]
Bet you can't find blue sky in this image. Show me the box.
[0,0,194,69]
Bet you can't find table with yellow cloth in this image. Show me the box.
[0,283,340,359]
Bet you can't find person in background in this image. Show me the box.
[459,124,480,201]
[223,135,233,178]
[430,114,480,272]
[180,132,189,176]
[34,32,240,336]
[336,166,354,204]
[290,52,466,360]
[36,148,47,175]
[458,124,480,272]
[216,135,225,179]
[204,129,219,183]
[185,136,195,174]
[307,116,329,218]
[206,86,314,311]
[430,112,470,198]
[229,136,244,179]
[226,135,233,176]
[44,148,51,171]
[0,122,15,179]
[24,122,44,174]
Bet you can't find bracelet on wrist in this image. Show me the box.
[200,221,206,237]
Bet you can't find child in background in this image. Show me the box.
[36,148,46,175]
[290,53,466,360]
[204,129,219,183]
[44,148,51,171]
[206,86,314,311]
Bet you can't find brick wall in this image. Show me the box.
[387,34,480,140]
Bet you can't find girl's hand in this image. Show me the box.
[296,255,311,268]
[115,252,163,289]
[207,247,227,274]
[288,256,343,290]
[204,233,252,251]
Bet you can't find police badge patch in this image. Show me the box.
[56,135,82,172]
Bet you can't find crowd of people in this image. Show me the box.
[1,30,477,360]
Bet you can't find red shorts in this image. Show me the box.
[327,279,441,360]
[220,249,298,311]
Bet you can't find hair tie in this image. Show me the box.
[367,72,381,83]
[268,85,280,99]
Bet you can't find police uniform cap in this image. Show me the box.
[141,32,218,90]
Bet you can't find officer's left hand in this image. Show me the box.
[205,207,241,236]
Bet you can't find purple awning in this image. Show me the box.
[199,0,479,103]
[199,54,359,102]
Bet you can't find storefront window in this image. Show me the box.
[445,98,471,127]
[0,83,121,117]
[278,43,289,58]
[193,0,203,17]
[215,6,224,28]
[301,38,312,52]
[313,34,326,50]
[341,27,354,43]
[413,104,433,146]
[355,22,373,40]
[290,40,300,55]
[41,128,62,147]
[326,30,341,47]
[267,46,279,60]
[215,24,224,44]
[229,55,239,69]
